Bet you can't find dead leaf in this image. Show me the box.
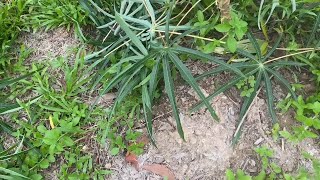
[137,133,149,146]
[142,164,175,180]
[217,0,231,22]
[125,152,139,170]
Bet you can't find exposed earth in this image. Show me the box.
[19,28,320,180]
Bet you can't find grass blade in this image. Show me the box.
[115,12,148,56]
[163,54,185,140]
[0,167,30,179]
[265,0,280,24]
[307,13,320,47]
[169,52,219,120]
[263,70,277,123]
[0,149,31,161]
[258,0,265,30]
[0,71,36,90]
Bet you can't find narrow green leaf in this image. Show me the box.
[169,52,219,121]
[266,67,297,100]
[115,12,148,56]
[263,70,277,123]
[307,13,320,47]
[142,80,156,146]
[267,61,306,68]
[173,46,244,77]
[192,69,258,112]
[165,1,173,44]
[149,58,161,97]
[196,63,258,80]
[236,48,257,61]
[163,55,185,140]
[0,167,30,179]
[99,53,154,96]
[232,70,262,145]
[143,0,156,25]
[0,148,31,161]
[258,0,265,30]
[0,71,36,90]
[109,69,142,118]
[262,33,282,62]
[265,0,280,24]
[247,31,261,61]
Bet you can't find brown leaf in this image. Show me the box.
[125,152,139,170]
[217,0,231,22]
[137,133,149,146]
[142,164,175,180]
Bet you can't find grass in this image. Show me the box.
[0,0,320,179]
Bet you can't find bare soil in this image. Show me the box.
[20,28,320,180]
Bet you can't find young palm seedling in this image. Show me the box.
[193,31,306,144]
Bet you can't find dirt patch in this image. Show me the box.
[19,28,79,62]
[108,81,320,179]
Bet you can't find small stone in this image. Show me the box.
[104,163,112,169]
[254,138,264,145]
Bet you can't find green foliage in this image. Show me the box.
[0,0,31,69]
[193,31,305,144]
[0,49,112,179]
[215,12,248,53]
[279,95,320,142]
[236,75,256,97]
[227,147,320,180]
[80,0,244,143]
[97,95,145,156]
[27,0,88,39]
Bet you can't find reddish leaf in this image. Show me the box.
[125,152,139,170]
[142,164,175,180]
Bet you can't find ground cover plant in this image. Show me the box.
[0,0,320,179]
